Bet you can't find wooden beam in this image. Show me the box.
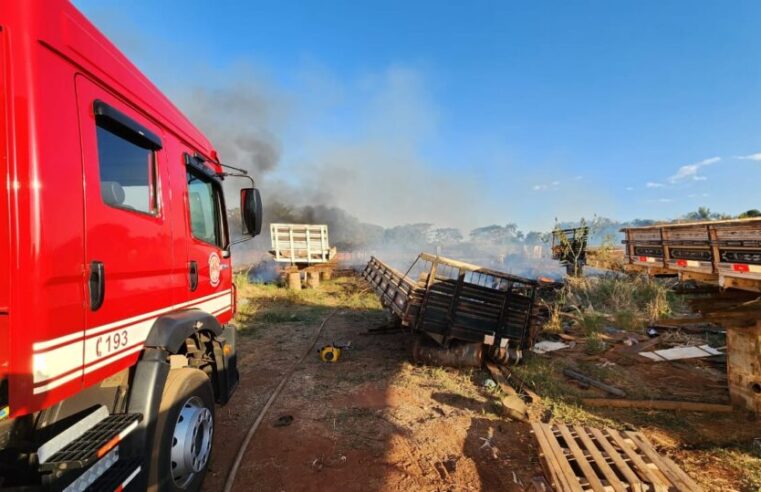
[582,398,733,413]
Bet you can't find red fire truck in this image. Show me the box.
[0,1,262,490]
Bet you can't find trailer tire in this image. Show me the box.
[149,368,215,492]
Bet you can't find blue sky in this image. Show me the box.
[74,1,761,232]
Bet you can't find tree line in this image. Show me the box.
[229,200,761,252]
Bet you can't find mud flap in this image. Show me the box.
[212,324,239,404]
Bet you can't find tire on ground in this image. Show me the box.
[148,367,215,492]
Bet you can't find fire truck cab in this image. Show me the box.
[0,1,262,490]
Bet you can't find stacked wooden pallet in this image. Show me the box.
[532,423,702,492]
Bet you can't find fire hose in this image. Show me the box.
[223,309,339,492]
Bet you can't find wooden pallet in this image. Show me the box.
[531,423,702,492]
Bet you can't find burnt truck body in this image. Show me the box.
[363,253,544,365]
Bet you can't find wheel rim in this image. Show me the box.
[170,395,214,488]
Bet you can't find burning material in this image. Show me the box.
[362,252,547,366]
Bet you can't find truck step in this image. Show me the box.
[39,413,142,472]
[83,458,141,492]
[61,448,141,492]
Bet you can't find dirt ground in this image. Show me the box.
[202,272,761,492]
[203,274,544,491]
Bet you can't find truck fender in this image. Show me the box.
[144,309,223,353]
[125,347,170,491]
[125,310,231,488]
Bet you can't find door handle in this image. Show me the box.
[89,261,105,311]
[189,261,198,292]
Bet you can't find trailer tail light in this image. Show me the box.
[676,260,687,267]
[639,256,647,262]
[733,263,750,273]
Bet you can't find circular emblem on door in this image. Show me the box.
[209,252,221,287]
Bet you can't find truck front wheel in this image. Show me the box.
[149,368,215,491]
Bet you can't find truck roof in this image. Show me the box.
[40,0,218,163]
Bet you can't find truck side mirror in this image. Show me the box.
[241,188,262,237]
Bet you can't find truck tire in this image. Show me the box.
[149,368,215,492]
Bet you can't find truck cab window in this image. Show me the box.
[187,168,226,247]
[95,114,158,215]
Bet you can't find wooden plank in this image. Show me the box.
[532,423,583,492]
[588,427,643,492]
[572,426,627,492]
[556,424,606,492]
[625,431,703,492]
[582,398,732,413]
[605,428,670,492]
[501,368,542,404]
[531,424,566,491]
[564,368,627,397]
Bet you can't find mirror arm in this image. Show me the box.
[230,237,254,246]
[218,162,250,175]
[220,172,255,188]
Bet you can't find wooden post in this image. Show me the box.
[320,269,332,281]
[726,322,761,415]
[708,225,720,274]
[307,271,320,288]
[287,272,302,291]
[288,226,295,264]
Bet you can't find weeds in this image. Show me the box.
[552,274,682,334]
[696,447,761,491]
[584,333,607,355]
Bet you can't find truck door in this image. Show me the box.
[75,76,177,387]
[181,152,233,319]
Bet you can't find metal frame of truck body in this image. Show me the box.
[363,253,541,351]
[270,223,334,264]
[622,218,761,292]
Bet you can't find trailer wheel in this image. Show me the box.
[150,368,215,491]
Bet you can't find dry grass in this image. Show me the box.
[233,272,384,333]
[546,274,682,336]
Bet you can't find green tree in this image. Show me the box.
[739,209,761,218]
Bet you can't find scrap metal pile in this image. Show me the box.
[362,253,549,366]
